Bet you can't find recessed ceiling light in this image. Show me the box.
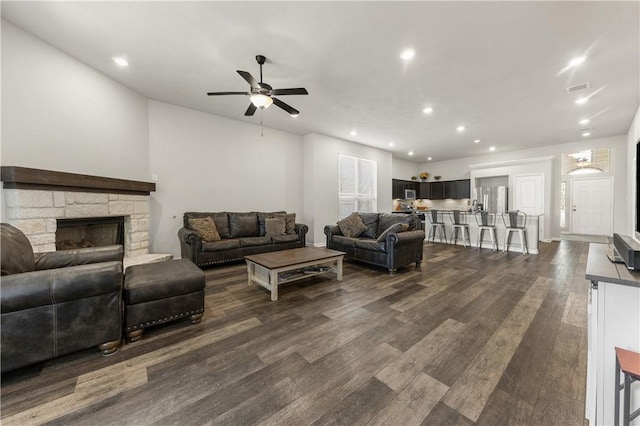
[112,57,129,67]
[350,130,357,136]
[579,118,590,125]
[388,142,394,147]
[400,49,415,60]
[428,157,432,161]
[423,107,433,114]
[290,114,299,118]
[568,55,587,68]
[408,151,414,156]
[473,139,481,144]
[575,97,588,104]
[582,132,591,137]
[489,146,496,151]
[457,125,466,132]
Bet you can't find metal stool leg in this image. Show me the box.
[616,356,621,426]
[478,229,484,250]
[519,229,527,255]
[490,228,498,251]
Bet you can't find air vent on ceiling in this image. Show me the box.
[567,82,590,94]
[578,127,592,133]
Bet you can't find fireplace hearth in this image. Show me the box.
[56,216,125,251]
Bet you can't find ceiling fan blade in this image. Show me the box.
[272,98,299,116]
[206,91,250,96]
[245,103,257,116]
[271,88,308,96]
[237,70,262,89]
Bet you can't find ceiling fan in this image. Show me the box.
[207,55,308,117]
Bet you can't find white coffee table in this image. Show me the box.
[245,247,345,301]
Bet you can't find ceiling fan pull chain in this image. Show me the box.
[260,110,264,137]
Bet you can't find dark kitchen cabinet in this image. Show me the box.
[444,181,456,198]
[419,182,431,199]
[393,178,471,200]
[430,182,445,199]
[392,179,418,199]
[455,179,471,198]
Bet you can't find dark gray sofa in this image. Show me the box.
[1,223,123,373]
[324,212,425,274]
[178,211,308,268]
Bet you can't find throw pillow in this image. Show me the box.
[188,217,221,242]
[337,212,368,238]
[274,213,296,235]
[265,217,286,238]
[258,211,286,236]
[376,222,409,242]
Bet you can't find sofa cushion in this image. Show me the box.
[354,239,387,252]
[229,213,259,238]
[376,223,409,242]
[265,218,286,238]
[332,235,358,247]
[202,239,241,252]
[210,213,231,239]
[337,212,368,238]
[240,236,272,247]
[188,217,221,242]
[272,234,299,244]
[376,213,405,236]
[357,213,379,239]
[1,223,35,275]
[274,213,296,235]
[258,211,287,236]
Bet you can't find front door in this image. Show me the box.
[570,177,613,236]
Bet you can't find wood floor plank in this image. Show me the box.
[441,276,552,422]
[376,318,466,393]
[259,343,402,426]
[368,372,448,426]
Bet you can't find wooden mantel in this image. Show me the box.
[0,166,156,195]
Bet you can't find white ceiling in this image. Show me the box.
[2,1,639,163]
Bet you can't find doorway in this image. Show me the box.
[570,177,613,236]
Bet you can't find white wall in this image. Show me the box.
[303,133,393,245]
[392,157,420,180]
[418,136,628,240]
[0,20,149,181]
[148,100,304,258]
[627,105,640,240]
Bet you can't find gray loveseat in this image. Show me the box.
[178,211,308,268]
[1,223,123,372]
[324,212,425,274]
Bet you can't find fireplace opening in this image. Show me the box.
[56,216,125,251]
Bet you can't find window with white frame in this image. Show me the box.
[338,154,377,219]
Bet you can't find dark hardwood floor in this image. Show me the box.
[1,240,590,425]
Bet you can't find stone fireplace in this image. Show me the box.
[1,167,155,258]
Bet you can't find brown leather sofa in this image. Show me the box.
[1,223,124,372]
[178,211,308,268]
[324,212,425,274]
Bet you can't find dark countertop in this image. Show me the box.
[586,243,640,288]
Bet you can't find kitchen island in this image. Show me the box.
[422,211,542,254]
[585,243,640,426]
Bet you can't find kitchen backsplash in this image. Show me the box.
[393,199,471,211]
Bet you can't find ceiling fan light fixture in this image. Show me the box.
[250,93,273,109]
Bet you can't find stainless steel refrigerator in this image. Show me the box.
[472,186,508,213]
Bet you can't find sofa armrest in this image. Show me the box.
[178,227,202,263]
[1,261,123,314]
[324,225,343,245]
[34,245,124,271]
[387,229,426,246]
[295,223,308,246]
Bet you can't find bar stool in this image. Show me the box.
[426,210,446,243]
[502,210,529,255]
[449,210,471,247]
[615,347,640,426]
[474,211,498,251]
